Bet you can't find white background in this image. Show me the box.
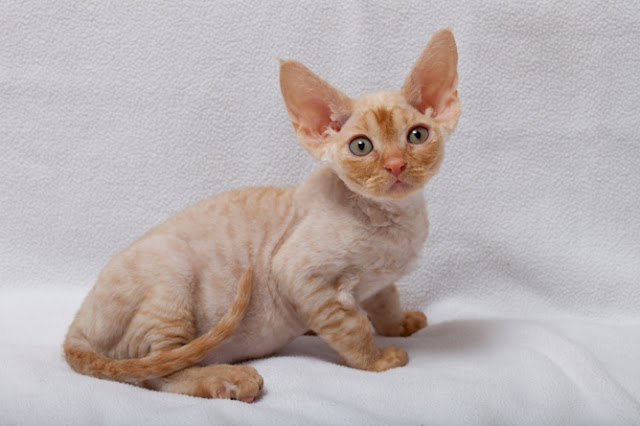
[2,1,639,321]
[1,1,639,423]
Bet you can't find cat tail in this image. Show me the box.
[63,268,253,384]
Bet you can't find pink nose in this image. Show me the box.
[384,158,406,178]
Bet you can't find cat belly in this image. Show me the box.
[200,320,302,365]
[198,273,306,365]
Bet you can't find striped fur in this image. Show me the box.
[64,269,252,383]
[64,28,460,401]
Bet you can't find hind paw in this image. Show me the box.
[210,365,264,402]
[160,365,264,402]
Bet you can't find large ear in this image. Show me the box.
[402,28,461,132]
[280,60,352,158]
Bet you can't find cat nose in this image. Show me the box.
[384,158,406,178]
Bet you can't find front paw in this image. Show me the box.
[371,346,408,372]
[400,310,427,337]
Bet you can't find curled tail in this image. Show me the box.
[64,269,253,384]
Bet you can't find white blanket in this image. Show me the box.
[2,0,639,424]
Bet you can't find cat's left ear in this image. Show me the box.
[402,28,461,133]
[280,60,352,159]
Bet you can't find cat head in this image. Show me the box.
[280,28,460,201]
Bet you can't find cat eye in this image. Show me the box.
[349,137,373,156]
[408,126,429,144]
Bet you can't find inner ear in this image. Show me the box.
[280,60,352,148]
[401,28,460,128]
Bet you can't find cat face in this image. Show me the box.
[320,92,445,200]
[280,28,461,201]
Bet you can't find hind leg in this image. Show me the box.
[144,365,264,402]
[72,235,203,360]
[109,284,263,402]
[120,279,263,401]
[118,293,263,402]
[69,236,263,400]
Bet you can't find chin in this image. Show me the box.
[366,182,424,202]
[383,187,420,201]
[339,171,425,202]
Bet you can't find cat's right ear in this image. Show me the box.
[280,60,352,159]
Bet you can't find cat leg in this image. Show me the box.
[144,365,263,402]
[127,297,262,401]
[302,286,408,372]
[136,330,263,402]
[120,319,263,402]
[361,284,427,337]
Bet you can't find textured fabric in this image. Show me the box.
[1,0,639,423]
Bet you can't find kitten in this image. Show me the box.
[64,28,461,403]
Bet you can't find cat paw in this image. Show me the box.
[371,346,408,372]
[216,366,264,403]
[191,365,263,402]
[400,310,427,337]
[371,310,427,337]
[160,365,263,402]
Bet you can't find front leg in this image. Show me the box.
[361,284,427,337]
[300,284,407,372]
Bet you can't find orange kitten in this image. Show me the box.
[64,28,461,402]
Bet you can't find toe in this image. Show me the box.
[227,366,263,402]
[402,310,427,336]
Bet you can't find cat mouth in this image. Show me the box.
[390,179,410,190]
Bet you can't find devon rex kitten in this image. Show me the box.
[64,28,461,403]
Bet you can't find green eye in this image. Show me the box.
[408,126,429,144]
[349,137,373,156]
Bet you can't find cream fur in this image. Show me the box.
[64,28,460,401]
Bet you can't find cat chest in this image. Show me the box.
[272,199,429,300]
[349,222,428,300]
